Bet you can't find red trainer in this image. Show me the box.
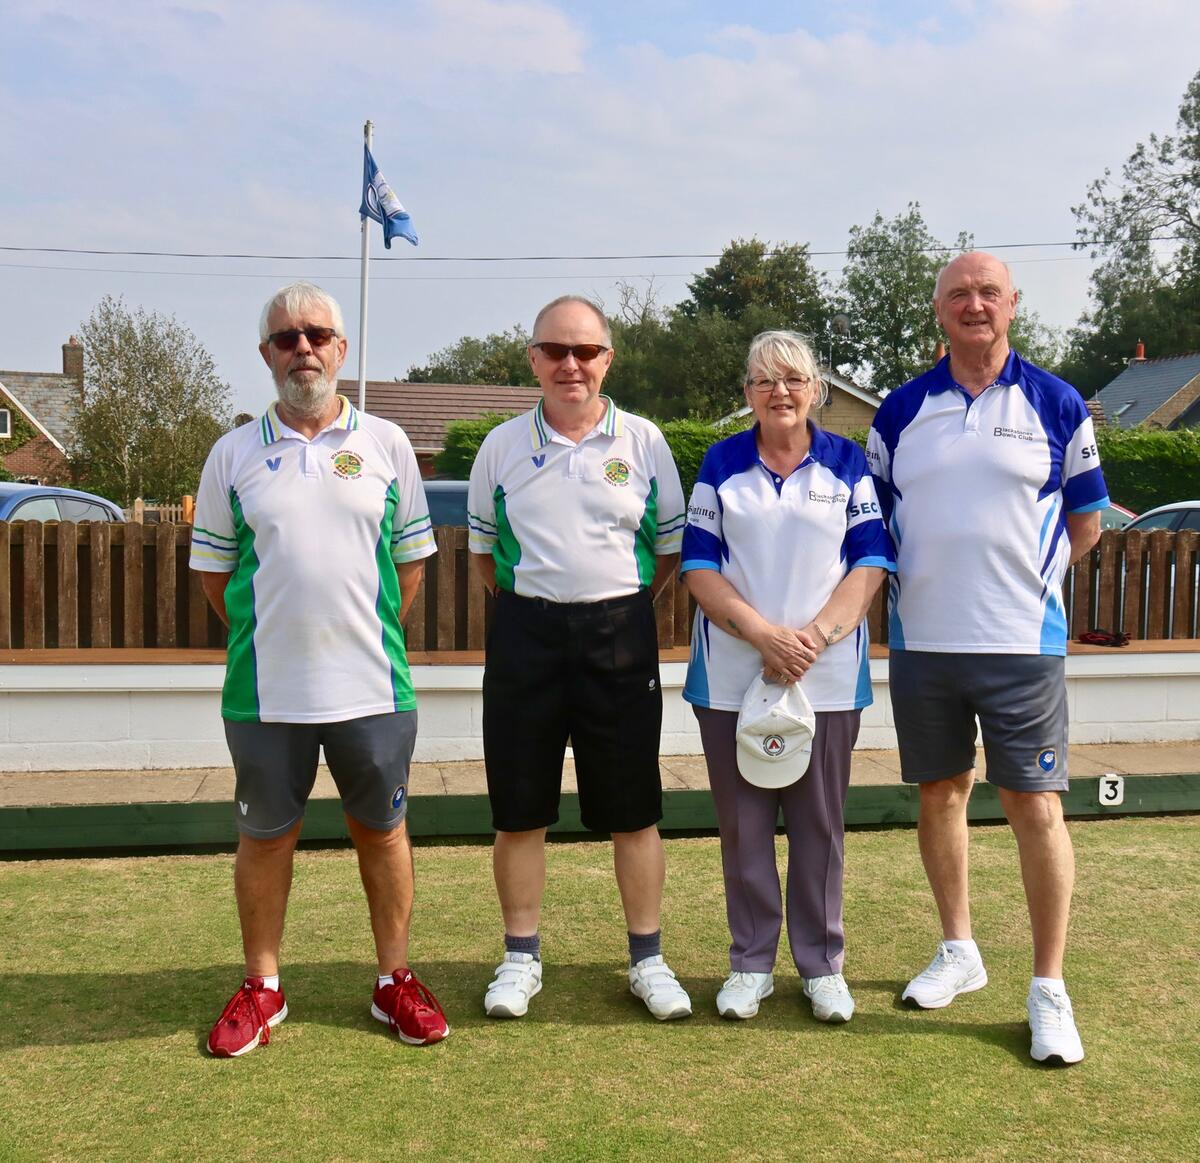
[207,977,288,1058]
[371,969,450,1045]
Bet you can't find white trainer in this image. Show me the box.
[629,955,692,1021]
[902,942,988,1009]
[484,952,543,1018]
[716,971,774,1020]
[1028,983,1085,1065]
[803,973,855,1023]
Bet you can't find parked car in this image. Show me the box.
[424,479,469,527]
[0,483,124,523]
[1124,501,1200,533]
[1100,502,1137,530]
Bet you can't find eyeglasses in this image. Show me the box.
[531,342,610,362]
[267,327,339,351]
[748,375,813,393]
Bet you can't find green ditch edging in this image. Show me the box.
[1,773,1197,853]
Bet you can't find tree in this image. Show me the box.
[71,296,231,505]
[837,204,972,391]
[406,326,537,386]
[1066,68,1200,393]
[677,237,829,337]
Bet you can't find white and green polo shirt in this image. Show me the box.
[190,396,435,723]
[467,397,685,602]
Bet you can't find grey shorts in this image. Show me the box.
[223,711,418,838]
[889,650,1068,792]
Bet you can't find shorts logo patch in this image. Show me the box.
[391,786,406,809]
[1038,748,1056,773]
[648,678,657,691]
[238,801,249,815]
[762,734,785,758]
[332,451,364,479]
[602,458,631,487]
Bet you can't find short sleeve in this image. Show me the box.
[189,438,238,573]
[651,430,686,554]
[680,447,724,575]
[387,427,436,564]
[467,432,499,555]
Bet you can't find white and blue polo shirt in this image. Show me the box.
[467,397,685,603]
[680,425,896,712]
[867,352,1108,656]
[190,396,435,723]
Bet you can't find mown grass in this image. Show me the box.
[1,817,1197,1161]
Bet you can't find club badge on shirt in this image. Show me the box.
[332,451,364,479]
[603,458,631,487]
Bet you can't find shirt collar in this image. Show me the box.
[928,349,1023,395]
[260,394,358,445]
[528,395,622,450]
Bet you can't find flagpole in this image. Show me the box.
[357,119,373,413]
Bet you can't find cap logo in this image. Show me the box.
[762,734,785,758]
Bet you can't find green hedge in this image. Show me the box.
[1096,427,1200,513]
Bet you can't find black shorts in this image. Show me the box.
[482,588,664,833]
[889,650,1069,792]
[223,711,417,838]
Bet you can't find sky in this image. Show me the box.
[1,0,1198,415]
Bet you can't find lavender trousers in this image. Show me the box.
[694,706,860,978]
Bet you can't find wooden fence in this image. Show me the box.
[1,524,1197,652]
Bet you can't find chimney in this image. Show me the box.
[62,335,83,383]
[1131,339,1147,365]
[933,340,946,364]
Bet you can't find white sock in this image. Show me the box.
[943,938,979,959]
[377,974,394,988]
[1031,975,1065,994]
[260,974,280,991]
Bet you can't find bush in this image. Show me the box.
[433,413,516,478]
[1095,426,1200,513]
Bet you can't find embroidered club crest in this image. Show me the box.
[762,734,785,758]
[603,458,631,486]
[332,451,364,479]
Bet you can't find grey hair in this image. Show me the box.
[259,281,345,341]
[744,330,828,407]
[531,295,612,346]
[932,252,1015,300]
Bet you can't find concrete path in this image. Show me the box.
[3,742,1198,808]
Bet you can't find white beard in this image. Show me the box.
[277,369,337,420]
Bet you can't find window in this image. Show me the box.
[1112,401,1136,419]
[10,497,60,521]
[0,408,10,438]
[58,497,117,522]
[1177,509,1200,532]
[1128,510,1182,532]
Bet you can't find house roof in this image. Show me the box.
[353,380,544,453]
[0,372,80,451]
[1092,352,1200,428]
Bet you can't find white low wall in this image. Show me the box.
[2,653,1199,771]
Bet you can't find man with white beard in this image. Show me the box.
[191,281,449,1056]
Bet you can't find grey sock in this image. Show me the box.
[505,933,541,961]
[629,929,662,966]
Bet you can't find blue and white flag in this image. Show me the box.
[359,145,418,248]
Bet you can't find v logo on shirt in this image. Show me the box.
[531,455,546,468]
[265,457,282,472]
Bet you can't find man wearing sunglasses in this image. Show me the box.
[467,295,691,1022]
[191,281,449,1056]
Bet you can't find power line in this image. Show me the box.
[0,235,1184,264]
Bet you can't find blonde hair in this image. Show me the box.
[744,330,828,406]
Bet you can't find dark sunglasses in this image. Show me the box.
[531,342,609,362]
[267,327,339,351]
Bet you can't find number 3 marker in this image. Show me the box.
[1099,774,1124,807]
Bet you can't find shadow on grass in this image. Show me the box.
[0,960,730,1051]
[0,964,1041,1064]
